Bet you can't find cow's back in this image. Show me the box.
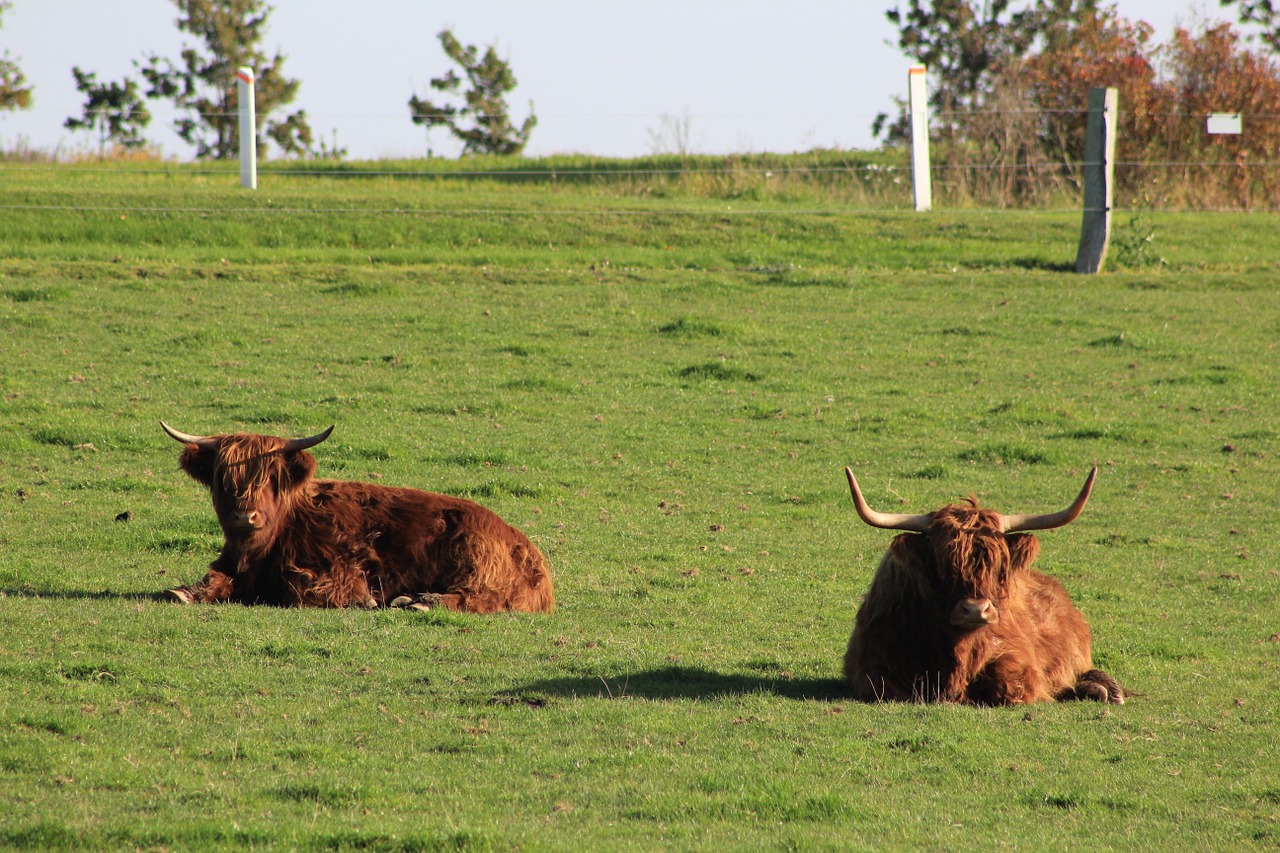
[313,480,553,612]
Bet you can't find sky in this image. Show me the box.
[0,1,1236,161]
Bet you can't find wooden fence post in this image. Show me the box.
[237,67,257,190]
[908,65,931,212]
[1075,87,1117,273]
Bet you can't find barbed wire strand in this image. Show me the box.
[6,100,1280,212]
[2,158,1277,178]
[1,201,1277,215]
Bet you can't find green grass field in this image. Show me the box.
[1,162,1278,850]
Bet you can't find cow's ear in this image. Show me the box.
[885,533,933,598]
[178,445,216,486]
[1006,533,1041,572]
[888,532,929,572]
[282,450,317,491]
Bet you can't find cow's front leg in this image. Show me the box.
[848,670,919,703]
[284,563,378,608]
[165,568,235,604]
[966,657,1043,705]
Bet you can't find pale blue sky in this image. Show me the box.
[0,1,1234,160]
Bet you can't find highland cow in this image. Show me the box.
[160,422,554,613]
[842,467,1124,705]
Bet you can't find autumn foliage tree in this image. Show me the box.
[878,0,1104,141]
[1019,13,1280,206]
[1016,11,1160,180]
[1149,23,1280,206]
[886,1,1280,207]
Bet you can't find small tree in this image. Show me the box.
[139,0,314,159]
[0,1,33,112]
[409,30,536,156]
[64,68,153,152]
[887,0,1038,122]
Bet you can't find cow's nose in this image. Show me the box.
[232,510,262,529]
[951,597,999,627]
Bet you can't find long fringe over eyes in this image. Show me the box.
[214,433,293,500]
[927,500,1013,596]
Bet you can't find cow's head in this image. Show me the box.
[161,422,334,542]
[846,467,1096,630]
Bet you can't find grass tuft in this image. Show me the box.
[657,317,728,337]
[957,443,1052,466]
[676,361,762,382]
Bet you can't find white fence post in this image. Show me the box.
[237,67,257,190]
[1074,87,1117,273]
[908,65,932,212]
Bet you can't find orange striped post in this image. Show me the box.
[908,66,931,212]
[237,67,256,189]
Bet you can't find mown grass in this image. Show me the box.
[0,165,1277,849]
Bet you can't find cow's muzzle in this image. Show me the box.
[950,597,999,628]
[229,510,263,532]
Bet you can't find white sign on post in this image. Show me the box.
[1207,113,1242,135]
[237,67,257,189]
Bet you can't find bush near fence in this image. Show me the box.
[930,18,1280,210]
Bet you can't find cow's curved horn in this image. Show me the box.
[845,467,932,533]
[281,425,335,453]
[160,421,217,449]
[1000,467,1097,533]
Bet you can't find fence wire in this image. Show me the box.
[5,103,1280,213]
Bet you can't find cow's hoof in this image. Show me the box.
[390,593,445,611]
[1073,670,1127,705]
[164,588,194,605]
[1077,682,1107,702]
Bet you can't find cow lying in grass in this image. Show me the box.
[842,467,1126,705]
[160,422,554,613]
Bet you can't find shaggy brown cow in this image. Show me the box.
[842,467,1125,705]
[160,422,554,613]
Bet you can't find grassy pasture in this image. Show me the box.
[1,164,1278,850]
